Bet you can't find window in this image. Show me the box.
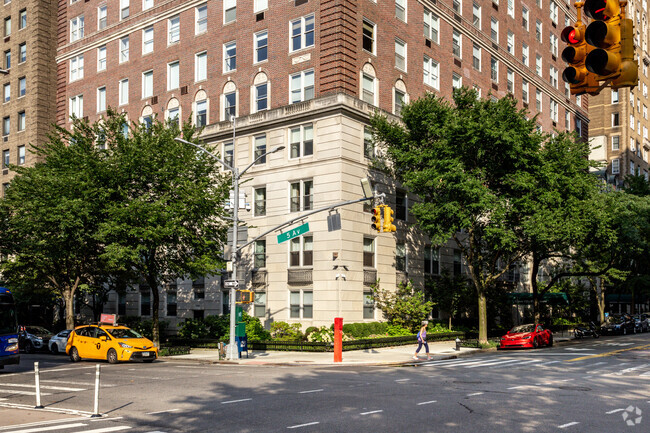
[549,66,558,88]
[18,76,24,96]
[395,88,405,114]
[290,70,314,104]
[423,56,440,90]
[2,149,8,167]
[395,38,406,71]
[452,29,462,58]
[143,26,154,55]
[168,16,180,44]
[507,0,514,17]
[630,160,635,175]
[166,287,177,317]
[490,56,498,81]
[522,43,529,66]
[70,15,84,42]
[550,98,558,123]
[195,51,207,82]
[119,79,128,105]
[192,278,205,300]
[4,50,9,70]
[536,20,542,42]
[140,289,151,316]
[550,33,558,57]
[363,237,375,267]
[453,0,462,13]
[362,19,376,54]
[612,158,620,174]
[536,54,542,76]
[612,112,620,126]
[18,43,25,63]
[224,0,236,23]
[142,70,153,98]
[196,3,207,34]
[224,90,236,118]
[507,68,514,92]
[120,0,130,20]
[254,0,268,13]
[612,89,619,104]
[254,239,266,268]
[522,6,529,30]
[254,134,266,164]
[254,187,266,216]
[98,5,107,30]
[612,135,620,150]
[424,9,439,43]
[289,235,313,267]
[522,79,529,103]
[223,140,233,167]
[17,145,24,165]
[290,290,312,319]
[255,30,268,63]
[396,0,406,21]
[290,180,313,212]
[396,190,407,220]
[17,111,24,131]
[143,0,154,11]
[224,41,236,72]
[364,126,374,159]
[254,292,266,318]
[491,17,499,42]
[472,44,481,70]
[507,31,514,54]
[97,86,106,112]
[290,124,313,158]
[453,249,462,275]
[363,291,375,319]
[4,16,10,37]
[167,107,179,125]
[396,243,407,272]
[19,9,26,30]
[255,82,268,112]
[473,2,481,28]
[291,15,315,52]
[69,95,83,119]
[424,246,440,275]
[362,72,376,104]
[550,1,558,24]
[97,46,106,71]
[167,61,179,90]
[2,83,8,102]
[119,36,129,63]
[195,99,207,127]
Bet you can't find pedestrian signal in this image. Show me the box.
[236,290,253,304]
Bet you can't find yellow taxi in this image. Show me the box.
[65,324,158,364]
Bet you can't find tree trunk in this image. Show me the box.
[146,273,160,348]
[448,315,453,331]
[64,289,75,330]
[478,290,488,344]
[530,256,541,325]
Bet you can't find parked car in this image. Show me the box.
[499,324,553,349]
[18,326,54,353]
[66,324,157,364]
[601,315,636,335]
[48,330,72,354]
[633,314,649,333]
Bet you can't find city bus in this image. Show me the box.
[0,287,19,368]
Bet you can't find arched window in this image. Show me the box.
[166,98,180,126]
[194,89,208,128]
[141,105,153,129]
[251,72,269,113]
[360,63,377,106]
[221,81,237,121]
[393,79,408,115]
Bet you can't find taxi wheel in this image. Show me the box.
[70,346,81,362]
[107,349,118,364]
[50,344,58,354]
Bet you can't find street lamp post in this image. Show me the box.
[176,126,284,360]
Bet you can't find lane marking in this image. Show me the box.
[77,427,132,433]
[465,359,525,368]
[566,344,650,362]
[299,389,323,394]
[417,400,437,405]
[558,422,580,429]
[221,398,252,404]
[41,380,115,387]
[360,410,383,415]
[612,364,649,375]
[491,359,543,368]
[0,418,84,431]
[467,392,484,396]
[539,360,561,365]
[606,408,625,414]
[0,390,52,396]
[287,422,319,429]
[2,423,87,433]
[507,385,528,390]
[145,408,180,415]
[395,379,410,382]
[1,383,86,392]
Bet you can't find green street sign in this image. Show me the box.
[277,222,309,244]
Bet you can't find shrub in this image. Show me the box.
[178,319,210,339]
[307,326,353,342]
[270,321,303,341]
[304,326,319,339]
[120,316,169,340]
[386,324,412,336]
[242,312,271,341]
[204,315,230,339]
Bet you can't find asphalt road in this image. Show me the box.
[1,333,649,433]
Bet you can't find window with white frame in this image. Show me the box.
[424,246,440,275]
[507,31,514,54]
[630,160,636,175]
[452,72,462,89]
[119,36,129,63]
[70,15,84,42]
[611,135,620,150]
[195,51,207,82]
[612,112,620,126]
[168,16,180,44]
[290,70,314,104]
[18,145,25,165]
[120,0,129,20]
[491,17,499,42]
[473,2,481,28]
[612,158,620,174]
[549,66,558,88]
[536,19,542,42]
[224,90,236,119]
[3,17,9,37]
[362,19,376,54]
[363,237,375,267]
[550,1,558,24]
[119,79,128,105]
[19,9,26,30]
[394,87,406,114]
[550,33,558,57]
[223,140,233,167]
[452,28,462,57]
[611,89,619,104]
[17,111,24,131]
[97,45,106,71]
[195,99,207,127]
[254,187,266,216]
[143,26,154,54]
[97,86,106,112]
[18,76,25,97]
[472,44,481,70]
[98,5,107,30]
[3,83,9,103]
[224,41,236,72]
[395,38,406,71]
[522,43,529,66]
[522,79,529,103]
[167,106,179,125]
[630,114,635,129]
[289,235,313,267]
[142,70,153,98]
[196,3,207,34]
[550,98,558,122]
[254,0,268,13]
[143,0,154,11]
[254,134,267,164]
[423,56,439,89]
[536,54,542,76]
[424,9,439,43]
[522,5,529,30]
[362,72,376,105]
[290,180,313,212]
[254,291,266,318]
[453,0,462,13]
[290,124,313,159]
[291,14,314,52]
[490,56,498,81]
[507,68,514,92]
[70,94,83,118]
[396,0,406,21]
[363,290,375,319]
[254,81,268,112]
[290,289,313,319]
[1,117,8,136]
[167,61,179,90]
[224,0,236,24]
[396,243,407,272]
[536,88,542,112]
[70,55,83,81]
[507,0,514,17]
[255,30,268,63]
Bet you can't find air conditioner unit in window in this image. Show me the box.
[151,95,158,105]
[180,86,188,95]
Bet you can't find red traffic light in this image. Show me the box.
[584,0,609,20]
[371,207,381,232]
[561,26,580,44]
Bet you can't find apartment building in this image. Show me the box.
[588,1,650,186]
[0,0,58,196]
[56,0,587,329]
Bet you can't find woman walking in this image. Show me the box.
[413,320,431,360]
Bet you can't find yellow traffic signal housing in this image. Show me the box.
[371,206,382,232]
[561,3,602,95]
[612,18,638,89]
[236,290,253,304]
[382,205,396,233]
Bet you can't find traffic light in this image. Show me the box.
[561,22,599,94]
[612,17,638,88]
[236,290,253,304]
[371,206,382,232]
[584,0,622,77]
[382,205,396,233]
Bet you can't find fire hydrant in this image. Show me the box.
[455,338,461,351]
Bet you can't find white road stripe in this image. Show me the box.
[1,383,85,392]
[145,408,180,415]
[491,359,542,368]
[77,427,132,433]
[558,422,580,429]
[612,364,649,375]
[2,423,87,433]
[395,379,410,382]
[41,380,115,387]
[417,400,437,405]
[465,359,524,368]
[360,410,383,415]
[299,389,323,394]
[424,358,485,366]
[0,390,52,396]
[467,392,484,396]
[0,418,83,431]
[507,385,528,390]
[606,409,625,414]
[221,398,252,404]
[540,360,561,365]
[287,422,319,429]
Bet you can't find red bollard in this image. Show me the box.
[334,317,343,363]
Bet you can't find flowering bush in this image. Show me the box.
[270,321,303,341]
[306,326,353,342]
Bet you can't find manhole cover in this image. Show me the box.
[558,386,591,391]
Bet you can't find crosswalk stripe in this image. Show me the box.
[491,359,543,368]
[0,390,52,396]
[464,359,525,368]
[1,383,86,392]
[78,427,132,433]
[2,423,87,433]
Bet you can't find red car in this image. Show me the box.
[499,324,553,349]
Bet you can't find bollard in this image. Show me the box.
[333,317,343,363]
[91,364,101,418]
[455,338,461,351]
[34,362,43,409]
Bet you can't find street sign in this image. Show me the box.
[224,280,239,288]
[277,222,310,244]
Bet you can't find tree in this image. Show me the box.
[371,88,541,343]
[425,272,475,330]
[372,280,434,333]
[0,119,111,329]
[96,111,231,346]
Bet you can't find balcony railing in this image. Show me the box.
[396,271,408,286]
[252,269,267,286]
[288,268,312,285]
[363,269,377,286]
